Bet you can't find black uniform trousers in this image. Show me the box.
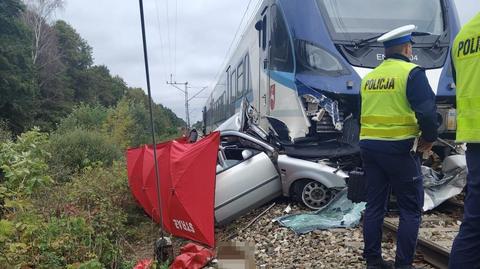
[361,148,424,266]
[449,144,480,269]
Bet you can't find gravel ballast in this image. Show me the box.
[193,199,438,268]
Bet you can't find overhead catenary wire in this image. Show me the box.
[153,0,168,86]
[165,0,172,77]
[245,0,263,34]
[188,86,208,102]
[208,0,256,90]
[174,0,178,77]
[137,0,167,260]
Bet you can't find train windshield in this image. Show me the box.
[317,0,444,39]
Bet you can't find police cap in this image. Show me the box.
[378,25,417,48]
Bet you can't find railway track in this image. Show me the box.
[383,199,464,269]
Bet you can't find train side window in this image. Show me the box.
[270,5,293,72]
[209,99,213,123]
[237,61,244,97]
[230,70,236,101]
[222,93,226,116]
[212,102,215,122]
[226,67,231,106]
[244,54,251,92]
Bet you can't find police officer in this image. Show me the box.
[188,129,198,143]
[449,12,480,269]
[360,25,439,269]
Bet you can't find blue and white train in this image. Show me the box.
[204,0,460,146]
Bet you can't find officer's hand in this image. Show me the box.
[417,138,434,153]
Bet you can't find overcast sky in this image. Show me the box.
[58,0,480,124]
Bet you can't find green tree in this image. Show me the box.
[54,20,93,103]
[0,0,36,133]
[84,65,127,107]
[102,98,136,149]
[125,88,184,142]
[30,21,72,131]
[56,104,108,133]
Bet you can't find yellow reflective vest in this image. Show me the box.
[360,59,420,141]
[452,13,480,143]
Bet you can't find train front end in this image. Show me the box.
[274,0,460,146]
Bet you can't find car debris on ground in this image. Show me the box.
[422,155,467,211]
[275,189,366,234]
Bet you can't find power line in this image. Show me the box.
[154,0,168,85]
[174,0,178,77]
[209,0,256,90]
[188,86,210,89]
[188,86,208,102]
[245,0,263,36]
[165,0,172,76]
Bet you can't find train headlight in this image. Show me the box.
[296,40,345,74]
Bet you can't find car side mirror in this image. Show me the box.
[242,149,254,160]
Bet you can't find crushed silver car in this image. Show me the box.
[212,100,466,225]
[213,102,359,225]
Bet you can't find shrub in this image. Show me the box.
[1,163,137,268]
[0,212,102,268]
[0,120,12,143]
[105,96,181,148]
[48,128,122,180]
[67,259,104,269]
[102,97,179,149]
[40,162,133,267]
[102,98,136,149]
[57,104,108,134]
[0,128,52,195]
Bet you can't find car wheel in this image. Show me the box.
[295,180,336,210]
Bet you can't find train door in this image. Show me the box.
[256,5,270,116]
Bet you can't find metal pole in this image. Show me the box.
[185,82,190,129]
[166,76,189,130]
[138,0,166,248]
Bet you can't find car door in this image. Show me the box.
[214,131,282,226]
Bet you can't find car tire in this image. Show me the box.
[292,179,337,210]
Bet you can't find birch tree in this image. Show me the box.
[22,0,64,65]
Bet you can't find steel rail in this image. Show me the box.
[383,219,451,269]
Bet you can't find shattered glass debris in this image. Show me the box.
[275,189,365,234]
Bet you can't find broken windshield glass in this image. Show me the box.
[275,189,365,234]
